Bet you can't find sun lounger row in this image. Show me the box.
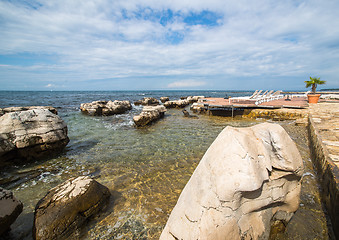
[230,90,284,105]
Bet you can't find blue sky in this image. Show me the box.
[1,0,339,91]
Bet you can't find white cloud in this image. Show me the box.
[45,83,54,88]
[168,80,207,88]
[0,0,339,90]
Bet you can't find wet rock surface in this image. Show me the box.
[161,122,304,240]
[33,176,110,240]
[80,100,132,116]
[160,97,169,103]
[0,108,69,166]
[0,188,23,236]
[133,105,166,127]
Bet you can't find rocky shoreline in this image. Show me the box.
[0,97,337,239]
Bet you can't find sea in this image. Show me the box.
[0,91,331,239]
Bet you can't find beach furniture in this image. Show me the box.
[229,90,262,103]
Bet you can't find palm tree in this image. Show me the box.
[305,77,326,93]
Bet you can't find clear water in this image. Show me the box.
[0,91,331,239]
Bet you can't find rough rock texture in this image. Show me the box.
[182,109,198,118]
[160,97,170,103]
[160,122,303,240]
[80,100,132,116]
[133,105,166,127]
[187,96,204,103]
[164,100,189,108]
[190,102,207,113]
[0,106,58,117]
[0,109,69,166]
[134,97,159,106]
[0,188,23,236]
[33,176,110,240]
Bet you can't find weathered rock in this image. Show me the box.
[33,176,110,240]
[160,97,170,103]
[134,97,159,106]
[0,188,23,236]
[187,96,204,103]
[160,122,303,240]
[0,109,69,166]
[133,105,166,127]
[80,100,132,116]
[0,106,58,117]
[190,102,206,113]
[164,100,189,108]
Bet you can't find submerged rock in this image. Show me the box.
[0,108,69,166]
[133,105,166,127]
[134,97,159,106]
[33,176,110,240]
[80,100,132,116]
[182,109,198,118]
[160,97,169,103]
[0,188,23,236]
[164,100,189,108]
[160,122,303,240]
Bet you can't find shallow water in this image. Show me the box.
[0,91,332,239]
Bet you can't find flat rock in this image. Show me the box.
[164,100,189,108]
[0,108,69,166]
[134,97,159,106]
[33,176,110,240]
[160,122,303,240]
[0,106,57,117]
[0,188,23,236]
[80,100,132,116]
[133,105,166,127]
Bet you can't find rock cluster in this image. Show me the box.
[134,97,159,106]
[80,100,132,116]
[160,97,169,103]
[160,122,303,240]
[190,102,206,113]
[164,100,189,108]
[0,188,23,236]
[133,105,166,127]
[33,176,110,240]
[0,108,69,166]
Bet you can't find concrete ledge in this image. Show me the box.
[308,116,339,239]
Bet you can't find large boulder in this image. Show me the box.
[164,99,189,108]
[133,105,166,127]
[0,108,69,166]
[0,106,58,117]
[80,100,132,116]
[160,122,303,240]
[0,188,23,236]
[33,176,110,240]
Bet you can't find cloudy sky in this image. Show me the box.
[1,0,339,91]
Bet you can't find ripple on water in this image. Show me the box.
[1,111,332,239]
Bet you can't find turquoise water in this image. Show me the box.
[0,91,331,239]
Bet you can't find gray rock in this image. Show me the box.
[160,122,303,240]
[80,100,132,116]
[0,109,69,166]
[0,106,58,117]
[0,187,23,236]
[133,105,166,127]
[134,97,159,106]
[186,96,204,103]
[33,176,110,240]
[164,100,189,108]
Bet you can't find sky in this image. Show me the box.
[0,0,339,91]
